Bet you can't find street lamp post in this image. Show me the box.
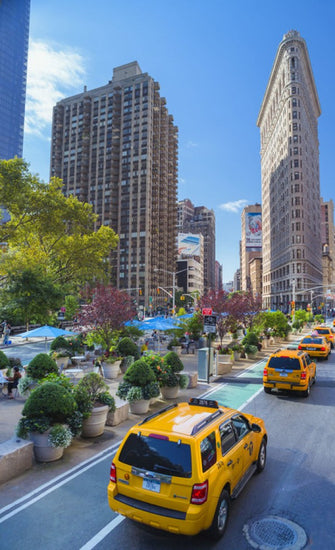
[154,267,189,316]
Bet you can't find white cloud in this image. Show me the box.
[186,140,199,148]
[25,40,86,137]
[219,199,249,213]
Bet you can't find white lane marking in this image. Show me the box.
[80,515,125,549]
[0,443,120,522]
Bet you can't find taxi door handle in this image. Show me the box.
[244,443,249,449]
[227,460,233,466]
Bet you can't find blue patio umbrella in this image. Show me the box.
[16,325,78,350]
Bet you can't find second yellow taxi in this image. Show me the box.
[298,335,331,360]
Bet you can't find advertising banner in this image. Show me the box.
[178,233,201,256]
[246,212,262,249]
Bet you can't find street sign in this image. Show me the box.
[203,314,216,333]
[202,308,213,316]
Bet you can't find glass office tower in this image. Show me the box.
[0,0,30,159]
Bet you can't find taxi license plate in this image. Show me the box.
[143,478,160,493]
[308,347,316,351]
[280,372,288,377]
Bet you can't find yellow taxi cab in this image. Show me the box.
[107,398,267,540]
[263,349,316,397]
[332,319,335,328]
[298,335,331,360]
[313,326,335,349]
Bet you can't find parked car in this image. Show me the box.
[263,349,316,397]
[107,398,267,539]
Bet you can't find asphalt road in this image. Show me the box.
[1,347,334,549]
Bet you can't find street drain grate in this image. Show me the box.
[243,516,307,550]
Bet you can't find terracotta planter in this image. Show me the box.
[129,399,150,414]
[161,385,179,399]
[30,430,64,463]
[81,404,109,437]
[103,361,121,379]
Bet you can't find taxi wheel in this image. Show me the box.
[208,489,230,540]
[264,387,271,394]
[302,382,311,398]
[256,438,267,473]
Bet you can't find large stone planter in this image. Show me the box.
[129,399,150,414]
[30,431,65,463]
[103,361,121,379]
[233,351,241,361]
[171,346,182,356]
[161,385,179,399]
[81,404,109,437]
[217,362,232,375]
[55,356,69,369]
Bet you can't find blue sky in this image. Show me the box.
[23,0,335,281]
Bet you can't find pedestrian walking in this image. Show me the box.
[3,323,11,345]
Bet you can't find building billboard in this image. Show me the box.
[178,233,201,256]
[246,212,262,249]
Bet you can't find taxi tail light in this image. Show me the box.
[298,345,302,350]
[110,462,117,483]
[300,371,307,380]
[263,367,268,377]
[191,480,208,504]
[320,346,326,351]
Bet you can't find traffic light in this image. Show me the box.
[139,289,142,295]
[157,288,160,294]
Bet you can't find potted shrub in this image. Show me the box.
[167,336,182,355]
[117,337,140,372]
[16,381,77,462]
[116,359,160,414]
[26,353,58,380]
[74,372,115,437]
[244,344,258,359]
[102,355,122,379]
[51,350,71,369]
[231,344,242,361]
[159,351,187,399]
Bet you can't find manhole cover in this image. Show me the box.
[243,516,307,550]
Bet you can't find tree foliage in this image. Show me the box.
[77,284,136,351]
[0,158,118,288]
[0,267,63,328]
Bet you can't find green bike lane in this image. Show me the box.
[202,359,268,410]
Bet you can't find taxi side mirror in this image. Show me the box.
[251,423,261,433]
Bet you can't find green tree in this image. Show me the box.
[0,158,118,288]
[1,267,63,328]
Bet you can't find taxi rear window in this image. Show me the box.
[316,329,329,335]
[302,338,322,344]
[268,356,301,370]
[118,433,192,478]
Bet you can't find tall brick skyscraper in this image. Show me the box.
[51,62,178,310]
[257,31,322,311]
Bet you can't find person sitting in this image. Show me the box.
[6,366,22,399]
